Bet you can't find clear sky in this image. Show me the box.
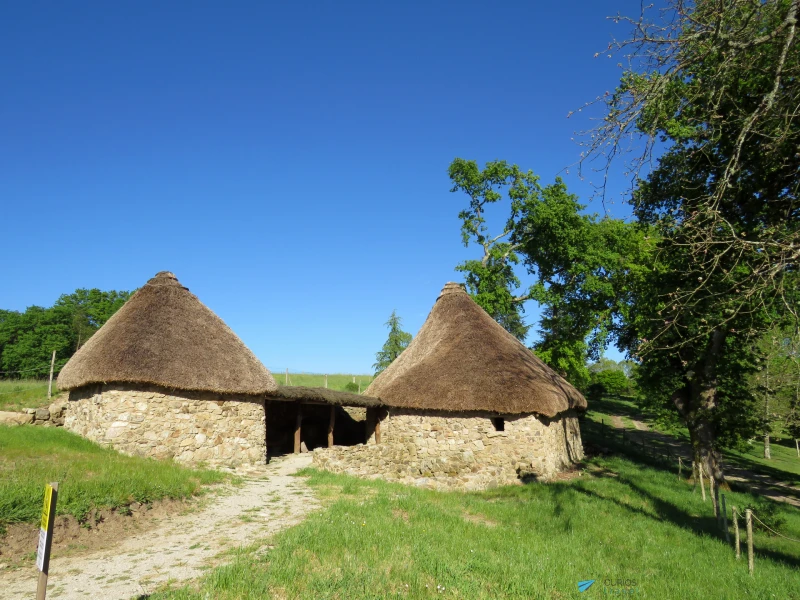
[1,1,643,374]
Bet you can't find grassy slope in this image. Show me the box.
[0,426,229,527]
[0,372,375,412]
[151,456,800,600]
[277,373,375,392]
[0,379,56,411]
[587,395,800,484]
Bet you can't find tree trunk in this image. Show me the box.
[763,361,771,460]
[671,330,727,523]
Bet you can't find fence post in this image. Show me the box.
[721,494,730,543]
[746,509,754,575]
[678,456,683,479]
[47,350,56,400]
[324,374,328,389]
[711,475,719,518]
[699,463,707,502]
[285,368,288,385]
[732,507,740,560]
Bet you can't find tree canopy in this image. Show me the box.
[0,288,132,378]
[373,311,412,376]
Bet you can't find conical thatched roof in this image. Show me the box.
[365,282,586,417]
[57,271,277,395]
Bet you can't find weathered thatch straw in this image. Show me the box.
[268,386,382,408]
[57,271,277,395]
[365,282,587,417]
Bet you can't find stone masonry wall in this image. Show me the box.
[313,409,584,491]
[65,384,266,468]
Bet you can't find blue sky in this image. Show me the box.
[1,1,643,373]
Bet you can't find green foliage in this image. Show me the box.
[0,288,131,379]
[589,369,631,399]
[372,311,412,376]
[449,157,652,389]
[0,426,228,527]
[343,381,359,393]
[449,158,539,341]
[750,324,800,441]
[743,500,787,537]
[587,0,800,470]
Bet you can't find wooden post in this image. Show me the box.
[699,463,707,502]
[678,456,683,479]
[264,398,269,464]
[375,411,382,444]
[365,407,375,444]
[47,350,56,400]
[721,494,730,543]
[796,438,799,458]
[745,509,754,575]
[324,374,328,389]
[733,507,741,560]
[352,376,355,383]
[710,474,719,517]
[327,405,336,448]
[294,403,302,454]
[36,482,58,600]
[285,368,288,385]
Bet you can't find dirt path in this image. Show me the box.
[611,417,800,508]
[0,453,318,600]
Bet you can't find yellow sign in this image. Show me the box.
[40,483,53,531]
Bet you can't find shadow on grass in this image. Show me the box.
[723,452,800,488]
[582,417,800,504]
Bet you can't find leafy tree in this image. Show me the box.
[590,370,631,398]
[0,288,132,378]
[373,311,412,376]
[579,0,800,505]
[449,158,649,388]
[449,159,538,341]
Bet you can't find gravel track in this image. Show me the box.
[1,453,317,600]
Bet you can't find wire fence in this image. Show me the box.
[0,359,69,377]
[590,418,800,577]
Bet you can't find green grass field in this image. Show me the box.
[0,371,375,413]
[149,456,800,600]
[0,378,57,412]
[276,372,375,393]
[0,426,230,529]
[586,395,800,484]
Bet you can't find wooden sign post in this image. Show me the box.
[36,482,58,600]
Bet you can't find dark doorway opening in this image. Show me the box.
[491,417,505,432]
[266,401,366,460]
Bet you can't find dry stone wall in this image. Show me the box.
[65,384,266,467]
[314,409,583,490]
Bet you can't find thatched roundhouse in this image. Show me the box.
[313,282,587,490]
[59,271,278,467]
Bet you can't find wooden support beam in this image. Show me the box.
[374,413,381,444]
[294,403,302,454]
[264,398,269,464]
[328,405,336,448]
[365,407,374,444]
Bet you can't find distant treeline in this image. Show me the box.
[0,288,132,378]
